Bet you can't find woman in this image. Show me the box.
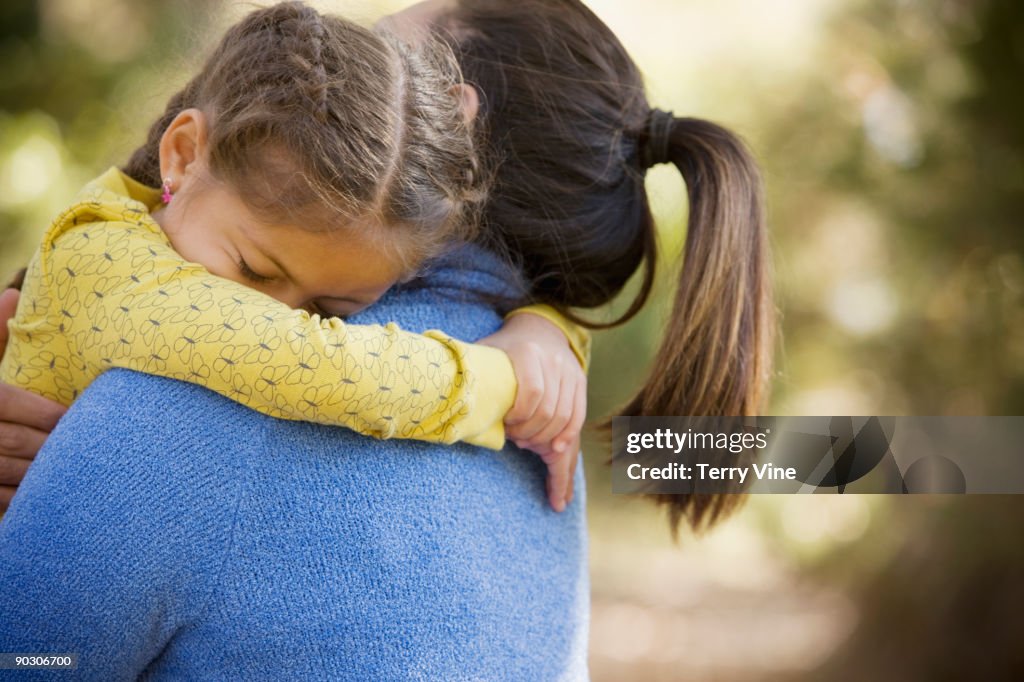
[0,0,772,676]
[0,247,590,679]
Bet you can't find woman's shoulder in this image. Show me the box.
[0,368,259,667]
[32,369,262,567]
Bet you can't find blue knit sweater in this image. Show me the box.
[0,245,590,681]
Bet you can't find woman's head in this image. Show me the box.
[397,0,776,533]
[395,0,651,310]
[125,2,483,311]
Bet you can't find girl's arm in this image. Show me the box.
[4,216,586,456]
[13,218,511,448]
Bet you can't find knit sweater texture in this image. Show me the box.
[0,244,590,681]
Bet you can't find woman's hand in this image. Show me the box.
[0,288,67,511]
[479,312,587,512]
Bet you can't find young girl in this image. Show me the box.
[392,0,776,531]
[0,2,588,510]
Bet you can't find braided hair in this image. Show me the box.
[124,1,484,272]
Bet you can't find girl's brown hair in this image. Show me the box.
[444,0,776,533]
[124,1,484,271]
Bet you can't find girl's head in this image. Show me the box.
[392,0,776,532]
[125,2,483,315]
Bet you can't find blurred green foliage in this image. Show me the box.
[0,0,214,276]
[762,0,1024,417]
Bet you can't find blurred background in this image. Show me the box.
[1,0,1022,679]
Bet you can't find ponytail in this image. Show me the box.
[620,114,775,534]
[423,0,779,535]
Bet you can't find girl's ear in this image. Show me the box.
[451,83,479,124]
[158,108,208,187]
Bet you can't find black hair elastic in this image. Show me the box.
[641,108,675,169]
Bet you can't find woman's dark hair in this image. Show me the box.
[443,0,776,534]
[124,1,484,273]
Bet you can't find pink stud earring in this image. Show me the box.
[161,178,174,204]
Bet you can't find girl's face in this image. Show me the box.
[155,109,405,317]
[155,180,403,318]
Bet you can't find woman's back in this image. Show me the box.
[0,245,589,681]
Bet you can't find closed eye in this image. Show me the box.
[237,256,273,284]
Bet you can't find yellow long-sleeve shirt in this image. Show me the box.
[0,168,589,450]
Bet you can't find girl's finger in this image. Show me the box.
[552,374,587,455]
[521,382,573,454]
[511,357,566,444]
[505,354,545,426]
[545,451,571,512]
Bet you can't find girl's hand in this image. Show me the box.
[0,288,66,511]
[479,312,587,512]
